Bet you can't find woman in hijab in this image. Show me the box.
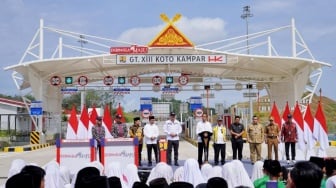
[105,162,127,188]
[222,162,236,188]
[7,159,26,178]
[123,164,140,188]
[201,163,213,181]
[230,160,254,188]
[208,166,223,179]
[44,161,62,188]
[251,160,264,182]
[182,158,205,187]
[173,167,184,182]
[146,162,173,185]
[59,165,71,187]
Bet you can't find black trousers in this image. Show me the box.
[167,140,179,163]
[231,140,243,160]
[198,142,210,165]
[97,144,102,162]
[214,143,226,164]
[146,144,158,163]
[285,142,296,160]
[138,144,143,164]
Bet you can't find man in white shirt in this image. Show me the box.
[196,113,213,166]
[163,112,182,166]
[144,115,159,166]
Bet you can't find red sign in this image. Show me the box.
[152,75,163,86]
[178,75,189,86]
[50,76,61,86]
[110,45,148,54]
[142,109,151,118]
[103,76,114,86]
[129,76,141,86]
[195,108,203,117]
[78,76,88,86]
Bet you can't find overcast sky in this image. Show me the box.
[0,0,335,111]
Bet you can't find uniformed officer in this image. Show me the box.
[247,115,264,164]
[265,116,280,160]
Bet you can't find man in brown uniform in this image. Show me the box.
[247,115,264,164]
[265,116,280,160]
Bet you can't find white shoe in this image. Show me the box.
[287,160,290,164]
[292,160,296,163]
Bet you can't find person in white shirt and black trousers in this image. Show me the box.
[144,115,159,166]
[212,116,227,165]
[196,113,213,166]
[163,112,182,166]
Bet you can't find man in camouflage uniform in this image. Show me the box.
[92,116,105,162]
[112,114,128,138]
[129,117,144,166]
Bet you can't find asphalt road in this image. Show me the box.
[0,146,56,186]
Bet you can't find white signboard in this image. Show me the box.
[104,138,135,168]
[59,140,92,174]
[243,92,257,98]
[116,54,227,64]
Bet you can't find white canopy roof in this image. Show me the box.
[4,19,331,122]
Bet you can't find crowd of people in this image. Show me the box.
[4,156,336,188]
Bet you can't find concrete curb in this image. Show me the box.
[4,143,51,152]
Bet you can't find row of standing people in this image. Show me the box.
[196,113,298,165]
[93,111,298,167]
[92,112,183,167]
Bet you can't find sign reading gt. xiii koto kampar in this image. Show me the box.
[116,54,227,64]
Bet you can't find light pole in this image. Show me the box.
[78,34,87,56]
[204,85,210,121]
[241,5,253,54]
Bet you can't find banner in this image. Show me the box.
[116,54,227,64]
